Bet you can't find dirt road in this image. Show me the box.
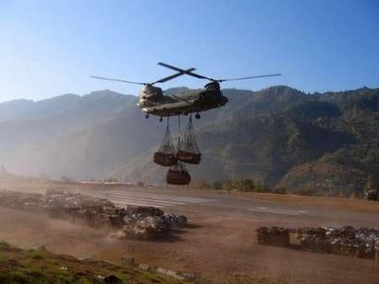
[0,180,378,283]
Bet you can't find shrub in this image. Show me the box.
[27,249,45,260]
[274,187,287,194]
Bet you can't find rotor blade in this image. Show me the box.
[153,68,196,84]
[218,73,281,82]
[158,62,214,81]
[90,76,147,85]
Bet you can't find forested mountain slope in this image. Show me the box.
[0,86,378,196]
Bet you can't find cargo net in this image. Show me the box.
[167,161,191,185]
[154,121,177,167]
[177,115,201,164]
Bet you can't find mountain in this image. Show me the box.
[0,90,158,179]
[0,99,34,122]
[0,86,378,197]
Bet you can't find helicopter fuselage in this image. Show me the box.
[137,82,228,117]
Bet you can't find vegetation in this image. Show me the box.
[191,178,286,194]
[103,177,118,183]
[0,242,183,284]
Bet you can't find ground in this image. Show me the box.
[0,241,179,284]
[0,178,378,283]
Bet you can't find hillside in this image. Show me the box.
[0,86,378,196]
[0,242,180,283]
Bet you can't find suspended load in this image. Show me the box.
[154,121,177,167]
[166,161,191,185]
[177,116,201,164]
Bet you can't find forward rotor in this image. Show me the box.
[158,62,281,83]
[90,67,196,86]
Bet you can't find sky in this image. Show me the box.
[0,0,378,103]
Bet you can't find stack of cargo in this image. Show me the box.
[176,116,201,165]
[256,226,290,247]
[153,123,177,167]
[153,116,202,185]
[257,225,379,259]
[296,226,379,259]
[166,161,191,185]
[0,190,188,241]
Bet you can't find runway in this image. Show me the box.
[84,188,218,208]
[80,186,379,228]
[248,207,309,216]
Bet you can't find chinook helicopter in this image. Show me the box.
[91,62,281,120]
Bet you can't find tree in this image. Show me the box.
[61,175,74,183]
[212,181,222,190]
[364,174,376,195]
[104,177,118,183]
[221,178,255,192]
[191,180,212,190]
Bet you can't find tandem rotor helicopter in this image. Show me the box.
[91,62,281,120]
[91,63,280,185]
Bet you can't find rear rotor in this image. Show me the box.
[158,62,281,83]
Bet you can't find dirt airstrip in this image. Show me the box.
[0,179,378,283]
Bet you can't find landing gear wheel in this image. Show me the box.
[195,113,201,119]
[145,113,149,119]
[159,117,163,122]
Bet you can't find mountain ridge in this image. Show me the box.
[0,86,378,196]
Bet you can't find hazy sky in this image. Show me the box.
[1,0,378,103]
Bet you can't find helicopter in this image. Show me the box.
[91,62,281,120]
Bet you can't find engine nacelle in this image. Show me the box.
[137,84,164,108]
[204,81,220,91]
